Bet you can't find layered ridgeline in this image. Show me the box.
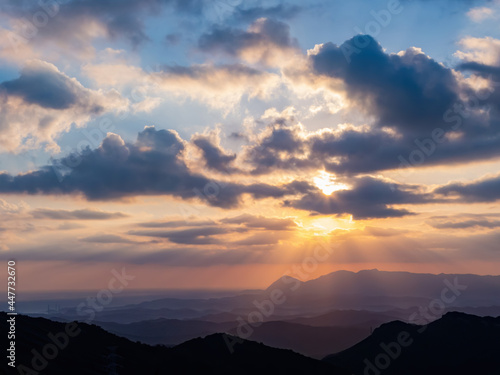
[0,313,349,375]
[34,270,500,323]
[2,312,499,374]
[19,269,500,360]
[324,312,500,375]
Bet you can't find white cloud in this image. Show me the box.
[0,60,128,153]
[455,36,500,66]
[467,6,495,22]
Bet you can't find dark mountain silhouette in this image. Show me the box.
[227,320,370,359]
[324,312,500,375]
[95,317,370,359]
[171,333,351,375]
[96,318,235,346]
[0,312,350,375]
[286,309,399,327]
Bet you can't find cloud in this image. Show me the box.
[31,208,128,220]
[0,60,126,152]
[231,232,287,246]
[220,214,297,230]
[363,226,409,237]
[237,118,500,177]
[232,4,302,22]
[244,122,318,175]
[455,36,500,66]
[0,126,306,208]
[219,33,500,176]
[284,176,431,219]
[307,127,406,175]
[57,222,86,230]
[434,174,500,202]
[198,18,299,65]
[130,219,291,246]
[191,132,239,173]
[138,219,216,228]
[428,218,500,229]
[129,226,235,245]
[0,0,206,61]
[80,234,139,244]
[153,63,280,109]
[1,61,103,110]
[0,199,28,215]
[467,6,495,22]
[309,35,459,134]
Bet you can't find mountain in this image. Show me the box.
[172,333,351,375]
[34,270,500,326]
[0,312,350,375]
[95,318,235,346]
[272,269,500,307]
[286,309,400,328]
[227,320,370,359]
[324,312,500,375]
[121,269,500,316]
[95,317,370,359]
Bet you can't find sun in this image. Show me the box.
[313,171,349,195]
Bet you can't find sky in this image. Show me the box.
[1,0,500,292]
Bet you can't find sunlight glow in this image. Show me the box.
[313,171,349,195]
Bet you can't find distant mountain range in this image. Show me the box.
[325,311,500,374]
[2,311,499,374]
[20,269,500,362]
[36,269,500,324]
[97,317,371,359]
[0,313,349,375]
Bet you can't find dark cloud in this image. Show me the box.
[165,33,181,45]
[128,226,237,245]
[130,222,289,247]
[229,132,249,141]
[160,63,264,79]
[221,214,296,231]
[428,219,500,229]
[308,128,406,174]
[284,176,431,219]
[57,222,86,230]
[310,35,460,134]
[4,0,205,48]
[192,135,239,173]
[236,77,500,176]
[31,208,127,220]
[231,232,286,246]
[245,124,318,175]
[198,17,298,62]
[81,234,139,244]
[138,219,215,228]
[0,61,103,112]
[457,61,500,77]
[232,4,302,22]
[434,174,500,202]
[306,36,500,172]
[0,127,302,207]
